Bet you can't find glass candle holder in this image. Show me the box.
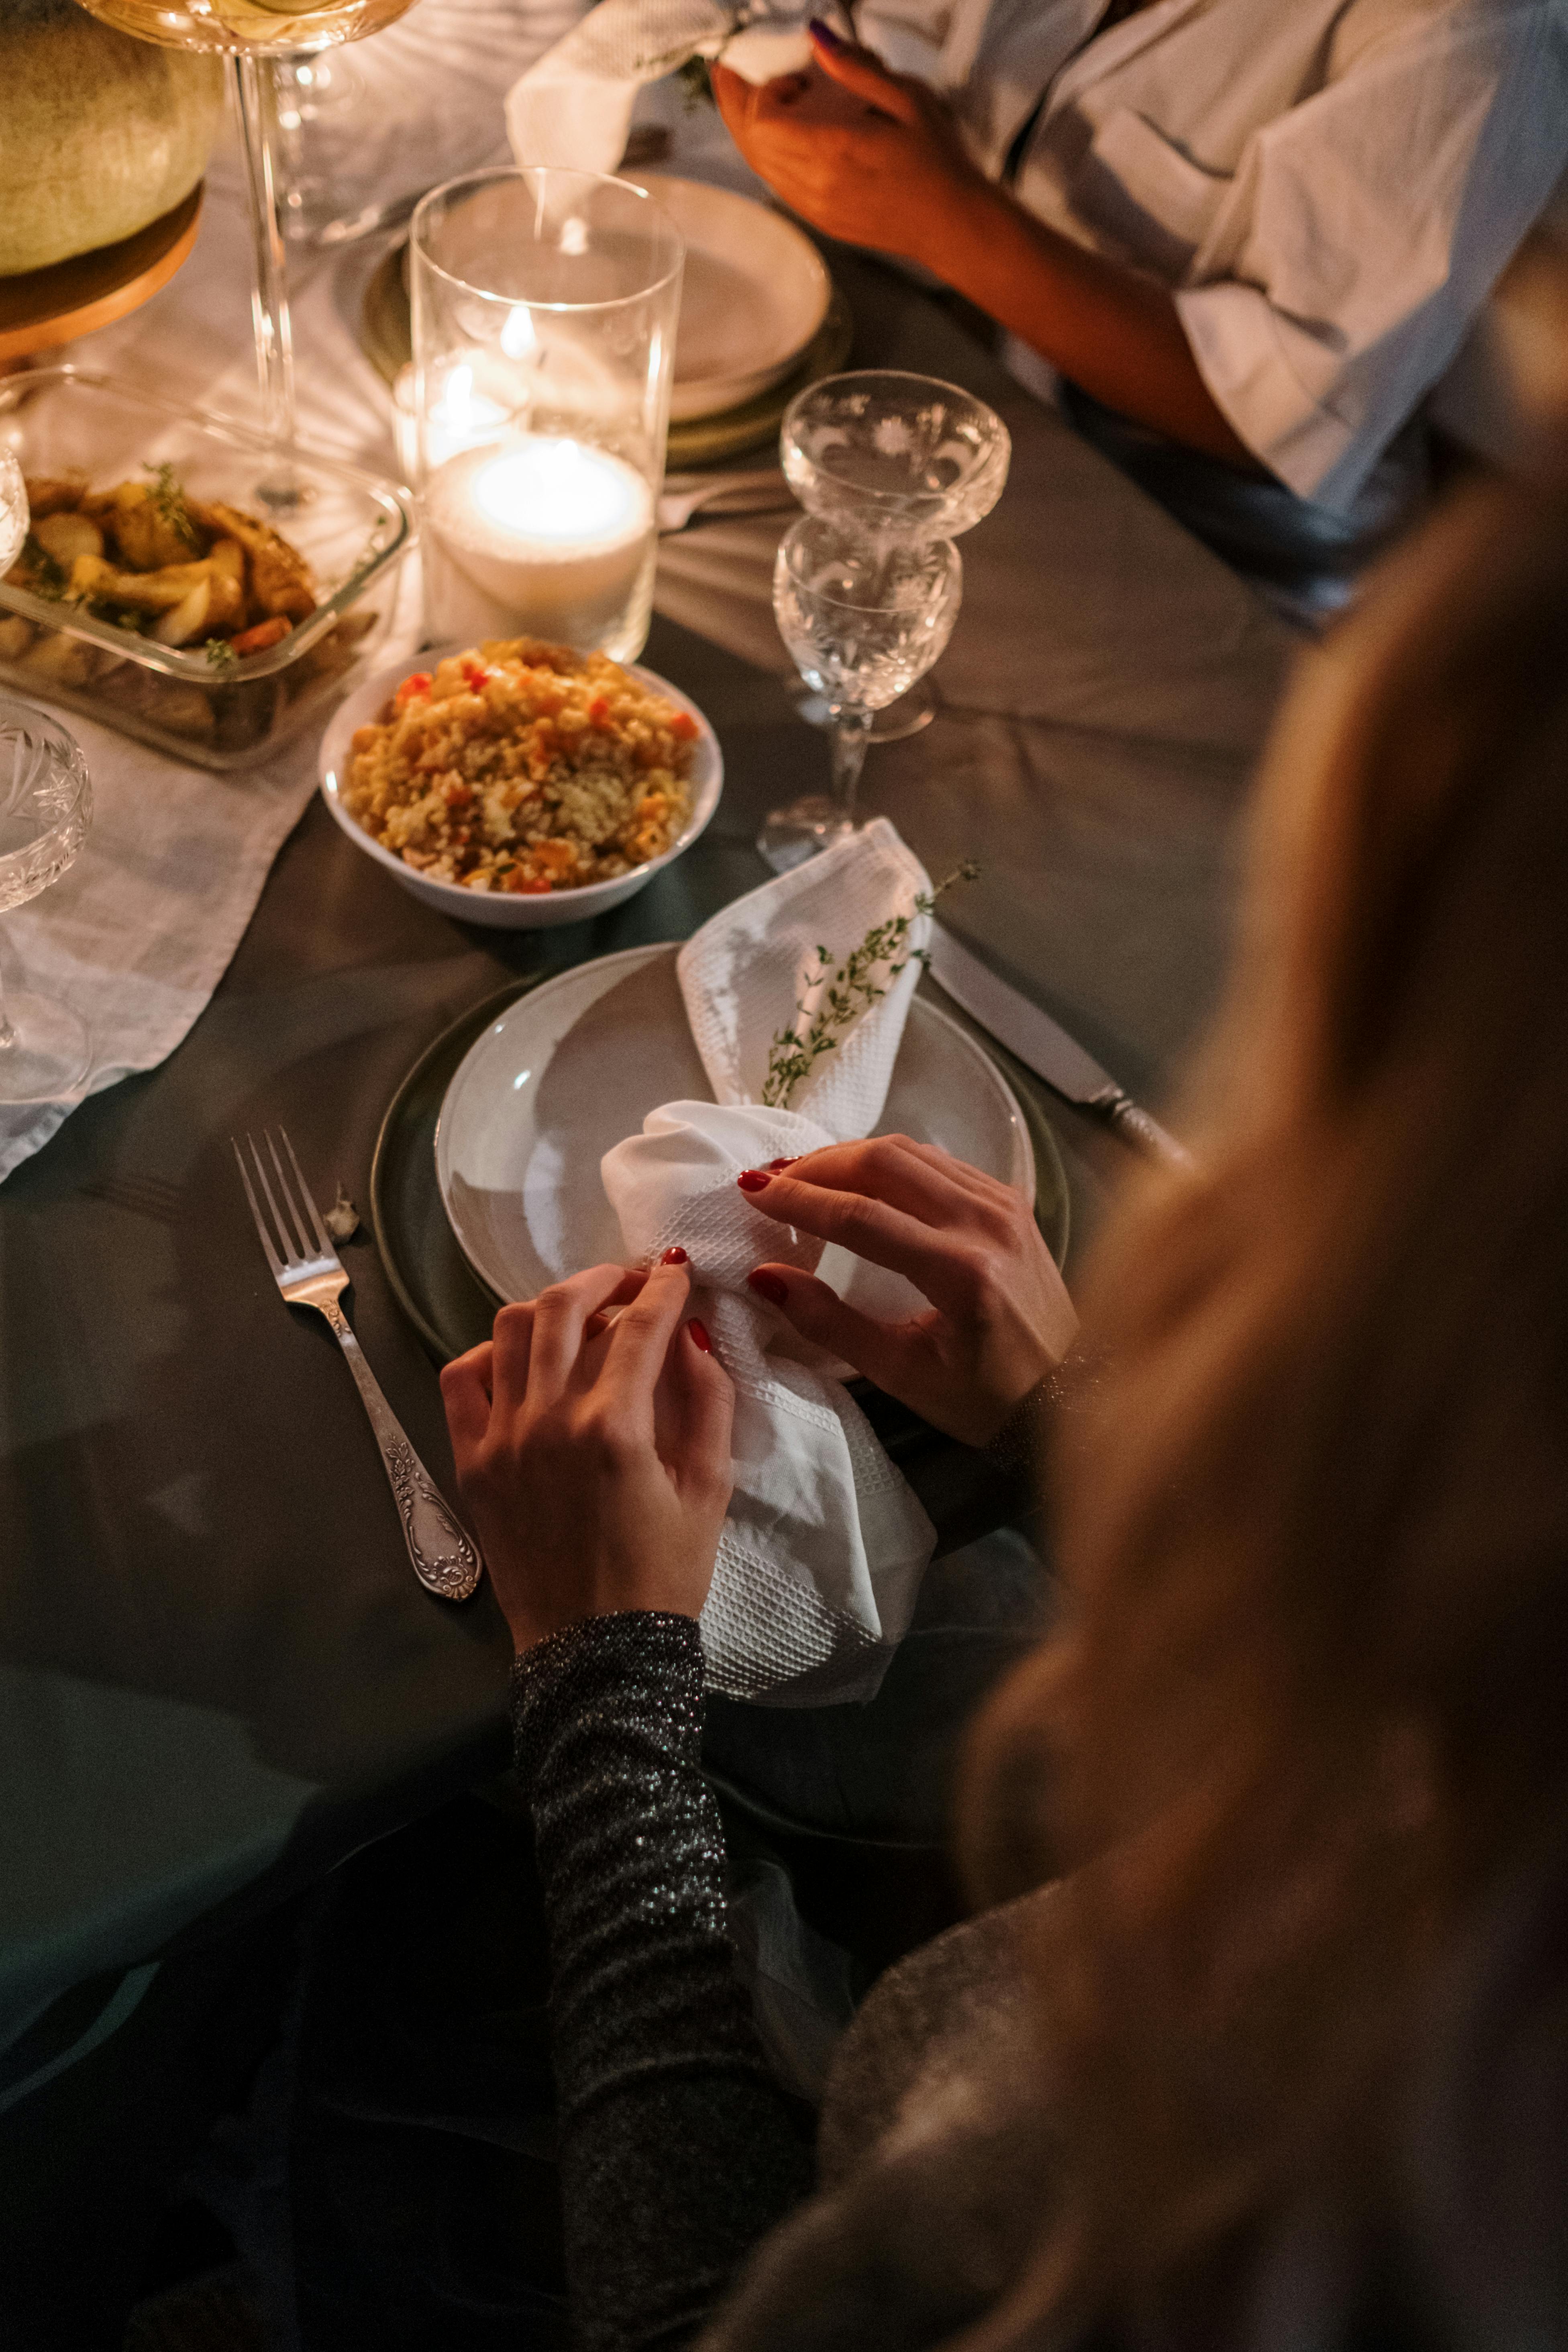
[410,167,683,661]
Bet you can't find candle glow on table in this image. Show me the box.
[424,434,656,653]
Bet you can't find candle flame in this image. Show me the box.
[501,307,538,362]
[441,364,478,429]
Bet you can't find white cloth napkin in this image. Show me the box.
[602,818,939,1705]
[0,172,422,1189]
[506,0,825,176]
[0,720,330,1185]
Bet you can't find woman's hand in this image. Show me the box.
[440,1258,734,1655]
[740,1136,1077,1446]
[712,27,987,265]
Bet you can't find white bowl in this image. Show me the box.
[318,641,724,929]
[628,177,831,423]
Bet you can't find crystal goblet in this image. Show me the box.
[760,518,961,873]
[781,369,1011,538]
[779,369,1009,740]
[0,698,94,1105]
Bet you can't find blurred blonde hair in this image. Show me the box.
[959,453,1568,2322]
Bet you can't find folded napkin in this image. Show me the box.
[506,0,828,176]
[602,818,938,1705]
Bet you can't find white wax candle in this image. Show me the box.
[424,436,655,647]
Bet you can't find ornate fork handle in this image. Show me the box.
[320,1299,481,1600]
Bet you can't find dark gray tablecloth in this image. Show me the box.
[0,243,1290,2054]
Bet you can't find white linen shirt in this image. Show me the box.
[858,0,1568,514]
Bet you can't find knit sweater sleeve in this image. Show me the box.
[511,1610,815,2352]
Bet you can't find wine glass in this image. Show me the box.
[779,370,1009,739]
[0,699,94,1105]
[72,0,423,505]
[760,517,961,873]
[0,449,28,580]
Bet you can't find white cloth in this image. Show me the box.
[506,0,831,176]
[857,0,1568,518]
[0,171,421,1187]
[601,818,938,1705]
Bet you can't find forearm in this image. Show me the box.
[514,1613,813,2352]
[913,178,1260,471]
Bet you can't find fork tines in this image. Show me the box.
[233,1127,337,1276]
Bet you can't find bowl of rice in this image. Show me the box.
[318,638,724,929]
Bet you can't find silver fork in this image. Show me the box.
[234,1128,482,1602]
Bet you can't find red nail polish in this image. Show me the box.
[687,1318,712,1352]
[737,1169,771,1192]
[660,1245,689,1265]
[764,1157,797,1171]
[748,1270,788,1306]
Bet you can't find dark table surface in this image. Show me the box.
[0,237,1291,2051]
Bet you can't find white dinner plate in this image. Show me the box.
[318,644,724,929]
[434,941,1036,1318]
[630,177,832,422]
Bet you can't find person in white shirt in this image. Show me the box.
[714,0,1568,608]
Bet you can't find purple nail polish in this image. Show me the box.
[809,16,844,47]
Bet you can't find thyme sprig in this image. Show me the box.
[142,461,201,552]
[761,862,978,1110]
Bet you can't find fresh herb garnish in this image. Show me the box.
[762,862,979,1110]
[142,461,201,551]
[204,637,238,673]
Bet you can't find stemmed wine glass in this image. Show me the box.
[779,369,1010,742]
[72,0,423,503]
[0,699,94,1106]
[760,517,961,873]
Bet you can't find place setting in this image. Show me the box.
[0,81,1112,1608]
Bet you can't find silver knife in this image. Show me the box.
[926,925,1194,1171]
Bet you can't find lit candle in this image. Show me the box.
[394,361,515,484]
[423,436,655,648]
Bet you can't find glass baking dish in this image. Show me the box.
[0,367,415,771]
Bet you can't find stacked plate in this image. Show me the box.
[630,175,830,422]
[360,178,852,466]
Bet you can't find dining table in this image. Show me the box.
[0,88,1293,2328]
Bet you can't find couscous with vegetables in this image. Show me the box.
[343,638,698,895]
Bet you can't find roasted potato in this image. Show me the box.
[33,510,104,571]
[203,501,316,622]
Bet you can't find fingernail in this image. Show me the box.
[660,1245,689,1265]
[765,1157,797,1171]
[809,16,843,45]
[687,1318,712,1352]
[748,1270,788,1306]
[736,1169,771,1193]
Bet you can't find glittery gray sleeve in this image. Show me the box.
[512,1612,815,2352]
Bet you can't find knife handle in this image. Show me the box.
[1107,1096,1195,1172]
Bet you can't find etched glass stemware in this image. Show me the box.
[72,0,423,505]
[760,518,960,873]
[0,698,94,1105]
[781,369,1012,538]
[777,369,1009,743]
